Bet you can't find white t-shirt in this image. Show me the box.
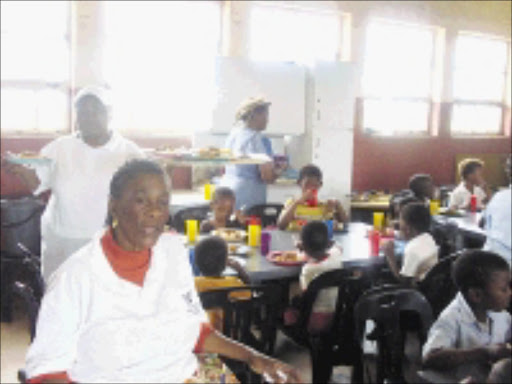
[484,187,512,264]
[26,232,207,383]
[34,132,144,238]
[449,182,486,210]
[300,246,343,313]
[400,233,438,281]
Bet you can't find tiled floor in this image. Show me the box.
[0,299,351,383]
[1,299,31,384]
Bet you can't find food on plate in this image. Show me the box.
[271,251,304,263]
[228,244,239,253]
[212,228,246,242]
[18,151,41,158]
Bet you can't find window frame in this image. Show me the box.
[101,0,223,137]
[449,32,511,138]
[1,1,72,136]
[359,18,444,137]
[247,0,348,65]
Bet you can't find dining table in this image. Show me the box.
[186,223,387,284]
[432,211,486,250]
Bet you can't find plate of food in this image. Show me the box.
[228,243,251,256]
[266,250,306,266]
[211,228,247,243]
[6,151,52,166]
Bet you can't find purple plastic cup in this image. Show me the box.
[261,231,271,256]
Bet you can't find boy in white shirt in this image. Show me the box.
[283,221,343,333]
[422,250,511,382]
[449,158,492,211]
[383,202,438,284]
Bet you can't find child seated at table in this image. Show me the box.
[383,202,438,284]
[409,173,435,204]
[194,236,251,331]
[449,159,492,211]
[422,250,511,383]
[283,221,343,333]
[277,164,348,230]
[200,187,247,233]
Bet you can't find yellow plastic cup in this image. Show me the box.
[373,212,385,230]
[204,183,214,201]
[430,200,440,215]
[248,224,261,247]
[186,219,198,243]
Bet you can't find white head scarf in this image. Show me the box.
[74,85,113,109]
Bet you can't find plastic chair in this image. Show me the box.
[171,204,211,233]
[417,253,459,319]
[244,204,284,228]
[354,287,433,384]
[431,222,459,259]
[281,267,374,384]
[199,285,282,384]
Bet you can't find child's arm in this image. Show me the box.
[226,257,251,284]
[383,241,414,286]
[383,240,400,278]
[277,191,315,230]
[326,199,349,224]
[423,345,511,371]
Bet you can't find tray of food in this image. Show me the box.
[6,151,52,166]
[266,250,306,266]
[211,228,247,243]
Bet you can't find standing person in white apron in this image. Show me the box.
[4,86,144,282]
[219,97,287,210]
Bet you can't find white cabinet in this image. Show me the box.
[208,57,306,135]
[311,62,358,211]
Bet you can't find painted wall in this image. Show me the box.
[2,0,511,196]
[345,0,512,191]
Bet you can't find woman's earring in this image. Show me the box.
[112,217,118,229]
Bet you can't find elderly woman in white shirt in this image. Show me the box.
[3,86,144,282]
[25,159,301,384]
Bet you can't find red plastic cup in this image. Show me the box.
[369,230,381,257]
[306,189,318,207]
[470,195,477,212]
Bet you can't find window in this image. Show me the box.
[1,1,71,134]
[103,1,221,135]
[248,2,342,65]
[361,19,439,135]
[451,33,510,135]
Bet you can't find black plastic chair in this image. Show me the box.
[417,253,459,319]
[354,286,433,384]
[199,285,282,384]
[431,221,459,260]
[244,204,284,228]
[171,204,211,233]
[281,267,374,384]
